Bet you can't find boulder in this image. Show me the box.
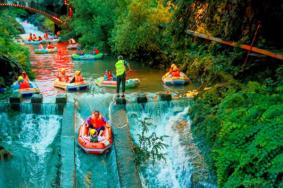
[0,55,22,87]
[0,146,12,160]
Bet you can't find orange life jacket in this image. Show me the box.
[94,49,100,55]
[171,70,180,77]
[89,115,106,129]
[44,33,48,39]
[47,45,54,49]
[107,73,113,80]
[58,73,69,82]
[75,75,84,83]
[19,80,30,89]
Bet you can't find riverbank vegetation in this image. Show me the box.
[0,9,34,87]
[63,0,283,186]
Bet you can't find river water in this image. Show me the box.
[0,19,216,188]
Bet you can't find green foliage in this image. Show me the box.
[191,82,283,187]
[65,0,174,59]
[133,116,168,166]
[0,10,34,79]
[111,0,173,55]
[68,0,119,51]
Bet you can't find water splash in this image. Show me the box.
[126,101,216,188]
[0,112,61,187]
[17,18,45,40]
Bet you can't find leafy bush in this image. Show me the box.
[191,83,283,187]
[0,10,34,79]
[133,116,168,166]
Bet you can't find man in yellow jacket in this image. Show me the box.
[115,55,131,98]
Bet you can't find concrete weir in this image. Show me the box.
[31,94,43,114]
[60,102,76,188]
[9,93,22,111]
[110,105,142,188]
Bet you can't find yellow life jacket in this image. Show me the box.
[115,60,126,76]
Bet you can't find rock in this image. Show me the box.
[0,146,12,160]
[56,94,67,104]
[137,93,148,103]
[116,98,127,105]
[31,94,43,103]
[186,90,199,98]
[159,93,172,101]
[0,55,22,87]
[56,94,67,115]
[9,93,22,103]
[173,107,183,114]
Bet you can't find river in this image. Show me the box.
[0,19,216,188]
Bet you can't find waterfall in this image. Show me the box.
[126,99,216,188]
[0,112,61,187]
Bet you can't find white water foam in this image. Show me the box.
[128,107,192,187]
[19,114,61,155]
[16,18,45,40]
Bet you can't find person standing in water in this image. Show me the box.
[115,55,131,98]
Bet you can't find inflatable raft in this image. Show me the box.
[71,53,104,60]
[162,72,190,86]
[24,40,41,45]
[78,123,113,154]
[12,81,40,97]
[95,77,140,88]
[67,44,79,50]
[54,79,89,91]
[34,48,58,54]
[43,38,60,43]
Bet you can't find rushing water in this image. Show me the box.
[126,100,216,188]
[0,110,61,188]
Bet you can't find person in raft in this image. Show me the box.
[21,71,30,82]
[32,34,37,41]
[86,111,109,142]
[38,43,44,49]
[57,68,69,82]
[47,42,55,49]
[17,76,30,89]
[28,33,33,41]
[168,64,180,77]
[69,38,76,44]
[93,48,100,55]
[43,32,49,40]
[115,55,131,98]
[104,70,116,81]
[55,31,60,39]
[70,71,84,83]
[77,49,85,56]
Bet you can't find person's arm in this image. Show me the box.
[102,117,110,127]
[124,60,132,71]
[86,117,91,127]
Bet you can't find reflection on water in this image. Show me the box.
[17,19,193,99]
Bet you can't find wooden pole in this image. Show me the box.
[186,30,283,61]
